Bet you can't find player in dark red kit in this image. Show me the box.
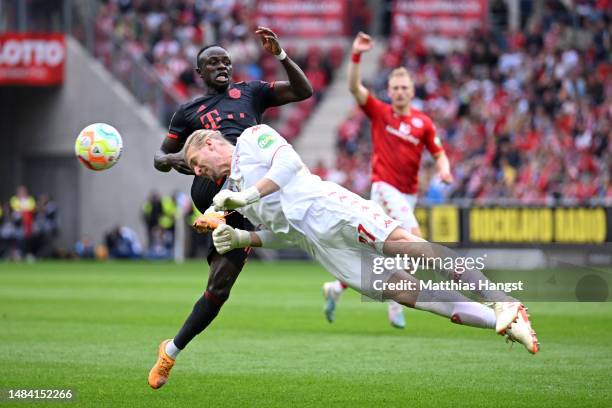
[148,26,313,389]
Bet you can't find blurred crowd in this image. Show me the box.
[94,0,345,139]
[330,1,611,204]
[0,186,58,261]
[0,186,215,262]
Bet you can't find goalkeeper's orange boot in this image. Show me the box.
[148,340,175,389]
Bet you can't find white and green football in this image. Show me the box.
[75,123,123,171]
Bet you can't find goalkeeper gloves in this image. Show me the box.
[212,224,252,254]
[212,186,260,211]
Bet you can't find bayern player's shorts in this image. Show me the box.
[371,181,419,230]
[293,185,401,296]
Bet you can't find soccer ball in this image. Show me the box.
[75,123,123,171]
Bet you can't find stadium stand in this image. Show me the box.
[331,1,611,204]
[93,0,345,139]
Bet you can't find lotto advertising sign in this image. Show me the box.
[392,0,488,38]
[255,0,347,37]
[0,33,65,86]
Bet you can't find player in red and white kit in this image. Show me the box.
[322,32,454,328]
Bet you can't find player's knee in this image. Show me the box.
[204,289,226,307]
[382,227,427,256]
[386,226,422,243]
[206,254,244,303]
[205,277,232,304]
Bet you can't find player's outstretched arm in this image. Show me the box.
[348,32,372,106]
[255,26,313,104]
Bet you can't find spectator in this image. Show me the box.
[105,226,143,259]
[32,194,59,257]
[145,226,172,260]
[142,191,163,247]
[10,186,36,260]
[0,203,13,258]
[74,236,95,259]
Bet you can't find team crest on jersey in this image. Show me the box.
[257,133,276,149]
[411,117,424,128]
[229,88,241,99]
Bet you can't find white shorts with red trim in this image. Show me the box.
[292,185,401,293]
[371,181,419,230]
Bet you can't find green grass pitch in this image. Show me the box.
[1,261,611,407]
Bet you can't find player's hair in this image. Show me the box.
[388,67,413,82]
[183,129,230,168]
[196,44,227,68]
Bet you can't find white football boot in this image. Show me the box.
[387,301,406,329]
[503,305,540,354]
[492,301,521,334]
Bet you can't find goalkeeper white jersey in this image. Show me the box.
[228,125,336,238]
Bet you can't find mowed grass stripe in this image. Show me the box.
[1,261,611,407]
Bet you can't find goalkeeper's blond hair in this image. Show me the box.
[184,129,231,168]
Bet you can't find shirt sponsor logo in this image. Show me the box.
[385,122,419,145]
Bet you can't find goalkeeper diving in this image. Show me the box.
[185,124,539,357]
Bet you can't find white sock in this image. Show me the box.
[333,280,346,293]
[165,340,181,359]
[332,280,345,293]
[449,302,495,329]
[414,288,495,329]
